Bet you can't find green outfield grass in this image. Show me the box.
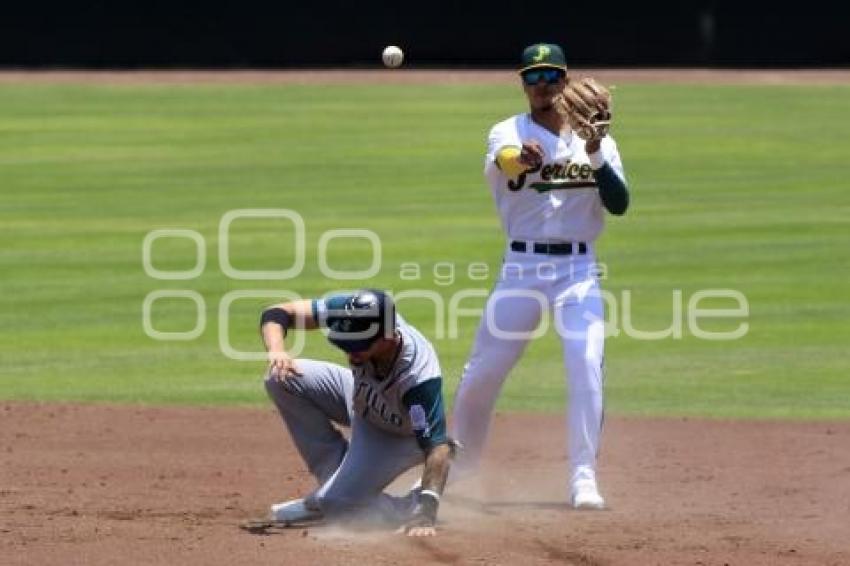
[1,79,848,419]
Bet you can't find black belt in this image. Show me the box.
[510,240,588,255]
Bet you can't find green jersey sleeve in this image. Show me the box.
[401,377,448,452]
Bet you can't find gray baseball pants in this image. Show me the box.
[264,358,424,524]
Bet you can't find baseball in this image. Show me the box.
[382,45,404,68]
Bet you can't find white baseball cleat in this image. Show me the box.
[269,498,322,523]
[571,479,606,510]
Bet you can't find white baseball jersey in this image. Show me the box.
[485,114,626,243]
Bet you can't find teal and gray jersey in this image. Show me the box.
[312,295,447,451]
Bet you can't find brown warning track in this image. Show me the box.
[1,68,849,85]
[2,402,848,565]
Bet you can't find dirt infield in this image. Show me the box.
[1,68,850,85]
[2,403,848,565]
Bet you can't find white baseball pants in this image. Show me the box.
[452,247,605,484]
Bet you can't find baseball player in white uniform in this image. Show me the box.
[451,43,629,509]
[252,289,453,536]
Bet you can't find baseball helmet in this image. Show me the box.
[326,289,396,353]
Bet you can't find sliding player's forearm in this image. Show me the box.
[416,443,452,524]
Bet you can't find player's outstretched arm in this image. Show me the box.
[403,442,453,537]
[260,300,318,381]
[398,377,453,536]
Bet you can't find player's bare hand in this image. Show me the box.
[267,351,302,381]
[519,140,544,168]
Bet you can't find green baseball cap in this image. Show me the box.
[519,43,568,73]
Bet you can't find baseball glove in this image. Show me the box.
[554,77,612,142]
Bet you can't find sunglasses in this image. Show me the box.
[521,68,566,86]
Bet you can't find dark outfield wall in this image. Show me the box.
[2,1,848,67]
